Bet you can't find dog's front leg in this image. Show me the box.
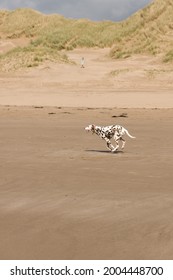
[112,135,120,152]
[105,138,115,152]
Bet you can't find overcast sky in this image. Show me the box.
[0,0,153,21]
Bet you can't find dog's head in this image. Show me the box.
[85,124,95,134]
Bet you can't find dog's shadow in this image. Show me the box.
[86,149,124,154]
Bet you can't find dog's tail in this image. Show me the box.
[124,129,136,138]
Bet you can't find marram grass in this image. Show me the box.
[0,0,173,71]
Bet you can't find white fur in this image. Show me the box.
[85,124,135,152]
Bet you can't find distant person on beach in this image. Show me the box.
[81,57,85,68]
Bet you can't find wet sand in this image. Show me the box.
[0,106,173,259]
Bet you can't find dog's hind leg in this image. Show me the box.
[121,138,126,150]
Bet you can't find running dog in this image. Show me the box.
[85,124,135,152]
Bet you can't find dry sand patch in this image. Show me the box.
[0,48,173,108]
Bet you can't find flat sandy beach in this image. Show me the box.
[0,48,173,259]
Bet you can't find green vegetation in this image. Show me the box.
[0,0,173,71]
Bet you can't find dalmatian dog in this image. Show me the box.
[85,124,135,152]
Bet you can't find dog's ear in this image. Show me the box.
[91,124,95,133]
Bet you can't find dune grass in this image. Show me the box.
[110,0,173,60]
[163,50,173,63]
[0,45,69,71]
[0,0,173,71]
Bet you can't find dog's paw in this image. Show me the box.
[112,148,118,153]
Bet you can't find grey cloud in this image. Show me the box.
[0,0,152,21]
[0,0,36,10]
